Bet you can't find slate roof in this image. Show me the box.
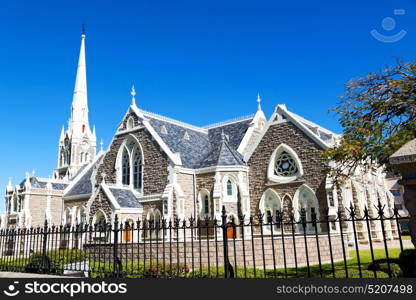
[18,177,68,191]
[143,111,252,168]
[109,188,143,208]
[64,154,105,198]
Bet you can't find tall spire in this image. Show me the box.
[257,93,262,111]
[69,30,90,136]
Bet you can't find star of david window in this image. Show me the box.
[267,144,303,183]
[274,151,298,176]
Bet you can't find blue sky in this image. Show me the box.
[0,0,415,211]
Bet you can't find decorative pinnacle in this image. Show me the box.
[130,85,136,106]
[100,139,104,152]
[257,93,262,111]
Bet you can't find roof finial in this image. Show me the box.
[100,139,104,152]
[257,93,262,111]
[131,85,136,106]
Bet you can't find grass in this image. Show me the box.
[89,247,410,278]
[0,248,412,278]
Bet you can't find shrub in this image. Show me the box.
[142,263,190,278]
[25,254,59,274]
[368,259,403,278]
[24,249,89,275]
[401,229,410,236]
[398,249,416,277]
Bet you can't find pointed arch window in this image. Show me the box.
[227,180,233,196]
[268,143,303,183]
[122,149,130,186]
[295,185,320,232]
[133,147,143,190]
[119,137,144,192]
[260,189,282,232]
[204,195,209,215]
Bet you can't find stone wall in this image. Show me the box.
[96,128,169,196]
[177,172,196,218]
[89,190,113,221]
[248,122,328,216]
[85,233,348,269]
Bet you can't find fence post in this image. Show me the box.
[221,206,230,278]
[42,220,48,273]
[113,214,120,278]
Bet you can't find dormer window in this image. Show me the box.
[182,131,190,140]
[268,143,303,183]
[160,125,168,135]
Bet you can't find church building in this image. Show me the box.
[2,33,398,244]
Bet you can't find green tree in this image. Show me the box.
[325,61,416,181]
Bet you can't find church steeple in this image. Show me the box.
[69,32,90,137]
[55,30,97,180]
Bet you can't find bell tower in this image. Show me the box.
[55,31,96,180]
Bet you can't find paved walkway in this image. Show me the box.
[349,239,414,250]
[0,272,72,278]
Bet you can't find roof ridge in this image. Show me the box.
[141,109,208,134]
[203,114,255,129]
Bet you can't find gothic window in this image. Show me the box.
[204,195,209,214]
[198,190,212,219]
[227,180,233,196]
[147,209,162,239]
[295,185,320,232]
[260,189,281,231]
[133,147,143,190]
[119,137,144,192]
[275,151,298,176]
[122,149,130,185]
[268,144,303,183]
[327,189,335,207]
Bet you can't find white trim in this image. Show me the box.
[142,109,208,134]
[203,114,255,130]
[267,143,304,184]
[237,110,266,154]
[273,105,330,150]
[222,174,238,203]
[177,165,250,175]
[101,183,121,210]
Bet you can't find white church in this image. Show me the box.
[1,32,398,245]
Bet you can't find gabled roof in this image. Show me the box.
[64,152,105,198]
[18,177,69,191]
[108,187,143,208]
[141,110,252,169]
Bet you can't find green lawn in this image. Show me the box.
[0,248,412,278]
[89,247,410,278]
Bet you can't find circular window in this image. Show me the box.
[274,151,298,177]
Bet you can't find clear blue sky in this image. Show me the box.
[0,0,415,211]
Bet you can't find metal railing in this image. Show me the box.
[0,202,412,278]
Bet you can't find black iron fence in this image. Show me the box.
[0,203,413,278]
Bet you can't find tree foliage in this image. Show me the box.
[325,61,416,181]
